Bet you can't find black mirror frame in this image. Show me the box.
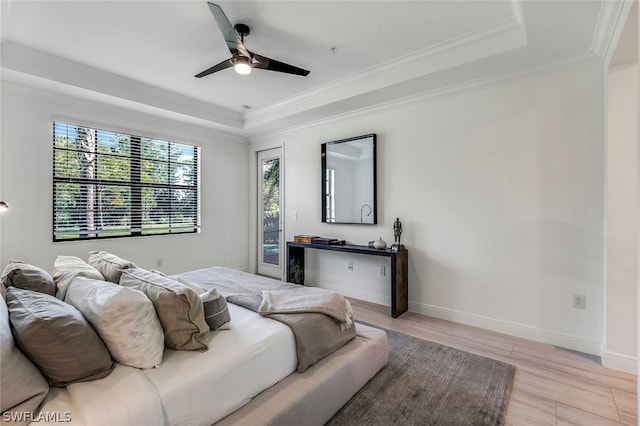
[321,133,377,225]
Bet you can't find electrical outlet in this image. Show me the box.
[573,294,586,309]
[378,265,386,276]
[347,261,353,271]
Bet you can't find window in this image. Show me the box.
[53,122,200,241]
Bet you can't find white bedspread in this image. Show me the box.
[143,303,297,426]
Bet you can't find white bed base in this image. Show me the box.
[216,323,388,426]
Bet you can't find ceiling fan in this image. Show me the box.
[195,2,310,78]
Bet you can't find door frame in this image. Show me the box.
[255,147,284,279]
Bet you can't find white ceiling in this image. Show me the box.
[0,0,635,137]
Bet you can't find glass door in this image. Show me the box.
[257,148,282,278]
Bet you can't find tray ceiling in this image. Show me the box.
[0,1,632,136]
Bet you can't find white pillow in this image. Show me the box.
[177,277,205,295]
[53,255,104,300]
[88,251,136,284]
[65,277,164,369]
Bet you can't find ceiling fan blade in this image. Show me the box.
[251,53,310,77]
[207,2,250,58]
[194,57,234,78]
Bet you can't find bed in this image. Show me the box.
[2,264,388,426]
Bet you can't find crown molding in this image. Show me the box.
[1,69,248,140]
[0,41,245,132]
[509,0,525,26]
[591,0,634,65]
[249,50,601,143]
[244,6,528,131]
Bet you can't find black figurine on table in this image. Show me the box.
[392,218,404,251]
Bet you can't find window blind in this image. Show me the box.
[53,122,200,241]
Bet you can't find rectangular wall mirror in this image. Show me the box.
[322,133,377,224]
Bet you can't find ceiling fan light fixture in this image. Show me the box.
[194,4,310,79]
[234,57,252,75]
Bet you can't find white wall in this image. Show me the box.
[0,82,250,275]
[605,64,638,373]
[252,62,606,355]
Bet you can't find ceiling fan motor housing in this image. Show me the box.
[234,23,250,38]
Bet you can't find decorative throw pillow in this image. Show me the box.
[0,296,49,422]
[65,277,165,369]
[1,260,56,296]
[6,287,115,387]
[53,255,105,300]
[200,287,231,330]
[88,251,136,283]
[177,277,205,295]
[120,269,209,351]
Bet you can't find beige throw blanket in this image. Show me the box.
[258,288,354,331]
[174,267,356,373]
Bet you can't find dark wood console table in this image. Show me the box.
[286,241,408,318]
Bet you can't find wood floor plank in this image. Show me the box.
[611,387,638,425]
[511,339,637,393]
[513,370,620,421]
[557,402,622,426]
[507,350,634,415]
[504,385,556,425]
[349,298,638,426]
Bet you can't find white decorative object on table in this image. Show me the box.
[373,237,387,250]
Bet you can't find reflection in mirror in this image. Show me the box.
[322,134,376,224]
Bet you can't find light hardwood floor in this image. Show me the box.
[349,298,638,426]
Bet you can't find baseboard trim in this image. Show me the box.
[602,351,637,374]
[408,301,602,356]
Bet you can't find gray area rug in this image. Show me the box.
[326,326,515,426]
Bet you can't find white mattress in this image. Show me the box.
[142,303,297,426]
[36,364,165,426]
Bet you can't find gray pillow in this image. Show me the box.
[200,288,231,330]
[65,277,165,369]
[0,297,49,425]
[6,287,115,387]
[53,255,105,300]
[120,269,209,351]
[1,260,56,296]
[88,251,136,283]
